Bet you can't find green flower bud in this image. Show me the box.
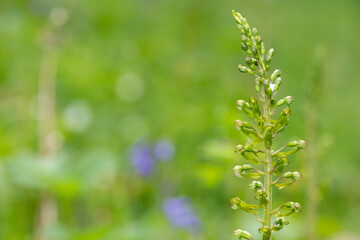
[249,181,263,190]
[236,120,252,129]
[232,10,244,24]
[276,99,286,107]
[238,65,255,75]
[238,64,247,73]
[283,171,301,180]
[265,48,275,63]
[244,24,250,33]
[272,86,279,93]
[276,140,306,156]
[241,43,248,51]
[245,61,256,71]
[245,57,259,68]
[230,197,241,209]
[262,77,269,85]
[265,130,273,148]
[241,34,247,42]
[260,42,265,56]
[252,27,258,36]
[251,46,258,55]
[234,120,242,131]
[275,77,281,85]
[274,171,301,189]
[235,144,245,153]
[236,24,244,32]
[242,164,252,170]
[249,181,267,203]
[252,58,259,66]
[292,202,302,212]
[270,69,281,81]
[234,120,262,140]
[234,229,253,240]
[284,202,302,213]
[255,78,261,92]
[233,164,263,179]
[255,36,262,44]
[298,140,306,149]
[258,226,271,240]
[274,107,291,133]
[272,217,289,231]
[249,97,260,114]
[284,96,294,105]
[273,156,289,176]
[233,165,243,178]
[233,164,253,178]
[265,86,273,96]
[276,96,294,107]
[274,202,302,217]
[272,77,281,92]
[287,140,306,149]
[236,100,261,121]
[236,100,250,110]
[235,142,262,164]
[270,99,276,108]
[230,196,260,213]
[258,69,265,77]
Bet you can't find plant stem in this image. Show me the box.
[306,77,318,240]
[263,96,272,239]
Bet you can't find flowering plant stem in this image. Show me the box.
[263,99,272,231]
[230,10,305,240]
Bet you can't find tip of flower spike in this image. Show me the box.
[232,10,245,24]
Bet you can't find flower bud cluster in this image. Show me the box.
[229,10,305,240]
[232,10,283,98]
[248,181,267,205]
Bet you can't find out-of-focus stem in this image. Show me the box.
[305,72,319,240]
[306,104,317,240]
[305,47,324,240]
[35,30,60,240]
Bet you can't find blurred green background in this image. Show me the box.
[0,0,359,239]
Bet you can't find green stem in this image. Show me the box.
[306,88,318,240]
[263,96,272,239]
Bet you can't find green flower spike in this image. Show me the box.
[229,10,304,240]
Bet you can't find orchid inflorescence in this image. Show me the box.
[230,10,306,240]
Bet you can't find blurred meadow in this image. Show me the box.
[0,0,360,239]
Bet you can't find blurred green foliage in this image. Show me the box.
[0,0,359,239]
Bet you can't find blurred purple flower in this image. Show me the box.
[155,139,175,161]
[130,144,154,176]
[163,197,200,233]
